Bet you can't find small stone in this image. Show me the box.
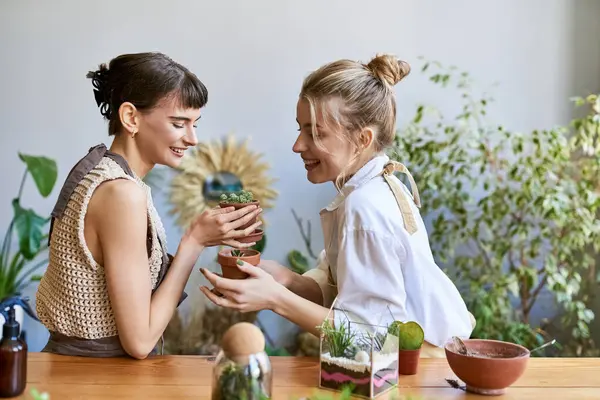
[355,350,370,364]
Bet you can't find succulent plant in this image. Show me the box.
[231,249,243,257]
[220,190,255,204]
[388,321,424,351]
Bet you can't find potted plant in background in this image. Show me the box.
[388,321,424,375]
[389,59,600,356]
[0,152,57,339]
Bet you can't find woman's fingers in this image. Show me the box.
[225,208,263,231]
[200,286,241,310]
[212,206,235,214]
[210,286,238,299]
[222,239,255,248]
[225,219,263,240]
[243,220,263,235]
[236,261,264,278]
[201,268,241,293]
[218,205,260,224]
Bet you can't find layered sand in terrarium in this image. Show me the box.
[320,351,398,398]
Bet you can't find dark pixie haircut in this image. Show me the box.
[86,52,208,136]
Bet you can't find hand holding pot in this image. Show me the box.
[183,205,262,249]
[199,261,284,313]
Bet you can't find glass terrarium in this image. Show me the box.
[211,349,272,400]
[318,302,399,399]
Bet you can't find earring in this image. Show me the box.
[131,129,137,138]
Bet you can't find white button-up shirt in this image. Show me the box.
[304,154,474,347]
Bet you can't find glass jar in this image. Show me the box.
[211,349,272,400]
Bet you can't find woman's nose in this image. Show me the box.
[183,128,198,147]
[292,133,307,153]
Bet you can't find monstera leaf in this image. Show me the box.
[18,153,57,198]
[0,152,57,299]
[12,199,49,260]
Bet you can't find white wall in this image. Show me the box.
[1,0,599,352]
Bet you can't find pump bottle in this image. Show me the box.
[0,296,38,398]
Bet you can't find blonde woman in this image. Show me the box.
[200,54,474,357]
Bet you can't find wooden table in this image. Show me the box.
[11,353,600,399]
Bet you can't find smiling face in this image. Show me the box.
[292,97,357,185]
[132,96,202,168]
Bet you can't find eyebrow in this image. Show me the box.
[169,115,201,122]
[296,119,321,129]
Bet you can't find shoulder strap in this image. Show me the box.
[381,161,421,235]
[51,144,136,220]
[51,144,109,220]
[48,144,138,245]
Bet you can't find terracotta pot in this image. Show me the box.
[217,248,261,280]
[398,348,421,375]
[444,339,530,396]
[236,228,263,244]
[219,201,260,230]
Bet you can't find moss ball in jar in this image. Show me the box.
[211,322,272,400]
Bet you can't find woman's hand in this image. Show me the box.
[182,205,262,250]
[199,261,284,313]
[199,261,330,337]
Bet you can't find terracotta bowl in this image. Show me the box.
[444,339,530,396]
[217,248,261,280]
[219,201,260,229]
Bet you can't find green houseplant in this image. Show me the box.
[1,153,57,300]
[0,152,57,338]
[388,59,600,355]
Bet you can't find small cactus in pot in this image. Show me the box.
[219,190,257,205]
[388,321,424,375]
[219,190,261,234]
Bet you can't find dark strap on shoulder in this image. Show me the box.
[48,144,136,245]
[50,143,134,219]
[51,144,107,219]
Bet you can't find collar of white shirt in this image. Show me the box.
[321,153,390,213]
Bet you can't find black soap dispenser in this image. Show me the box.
[0,296,38,398]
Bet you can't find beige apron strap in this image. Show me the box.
[381,161,421,235]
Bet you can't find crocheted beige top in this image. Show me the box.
[36,157,167,339]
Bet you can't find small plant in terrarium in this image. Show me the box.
[319,319,356,358]
[220,190,256,204]
[318,304,399,399]
[213,362,270,400]
[212,323,272,400]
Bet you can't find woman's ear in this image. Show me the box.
[118,102,139,137]
[359,127,375,150]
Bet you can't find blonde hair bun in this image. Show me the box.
[367,53,411,86]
